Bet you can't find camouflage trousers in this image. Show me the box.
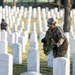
[1,27,7,31]
[53,40,68,58]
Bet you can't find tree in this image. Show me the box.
[55,0,61,11]
[63,0,71,32]
[13,0,16,6]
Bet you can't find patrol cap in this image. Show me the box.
[47,18,56,27]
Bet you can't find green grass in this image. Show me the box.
[13,61,53,75]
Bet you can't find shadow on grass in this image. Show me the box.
[13,63,27,75]
[13,60,53,75]
[40,61,53,75]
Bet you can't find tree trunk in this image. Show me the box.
[35,0,37,5]
[13,0,16,6]
[63,0,71,32]
[48,0,50,2]
[0,0,4,7]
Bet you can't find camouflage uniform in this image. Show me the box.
[1,20,7,31]
[44,26,68,58]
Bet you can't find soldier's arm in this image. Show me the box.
[56,27,64,47]
[56,38,64,47]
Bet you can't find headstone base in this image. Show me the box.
[20,72,42,75]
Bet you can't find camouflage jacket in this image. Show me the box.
[45,26,67,47]
[1,21,7,29]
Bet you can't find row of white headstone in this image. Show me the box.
[0,22,74,75]
[0,30,13,75]
[69,26,75,75]
[0,5,75,75]
[20,23,42,75]
[0,5,75,33]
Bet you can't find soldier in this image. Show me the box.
[41,18,68,58]
[1,19,7,31]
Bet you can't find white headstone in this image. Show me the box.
[48,51,54,67]
[47,11,50,19]
[45,7,49,17]
[69,32,75,54]
[38,20,43,33]
[30,42,38,49]
[20,21,24,29]
[32,8,36,19]
[26,19,30,33]
[30,32,37,42]
[59,9,64,17]
[9,20,13,28]
[27,48,40,72]
[16,18,20,26]
[14,32,19,43]
[60,22,64,31]
[14,24,18,32]
[8,33,15,46]
[0,54,13,75]
[70,26,74,33]
[0,40,8,54]
[12,43,22,64]
[56,12,60,19]
[42,8,46,19]
[24,12,27,18]
[39,32,45,43]
[64,32,70,75]
[18,36,25,52]
[21,31,28,45]
[72,9,75,16]
[16,7,19,13]
[50,9,54,16]
[12,16,16,25]
[23,8,27,18]
[1,30,7,41]
[43,19,48,32]
[54,8,58,14]
[32,22,36,32]
[73,54,75,75]
[53,57,69,75]
[2,8,5,15]
[6,18,9,25]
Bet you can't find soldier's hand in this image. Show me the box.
[50,38,53,42]
[53,44,58,50]
[41,38,47,44]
